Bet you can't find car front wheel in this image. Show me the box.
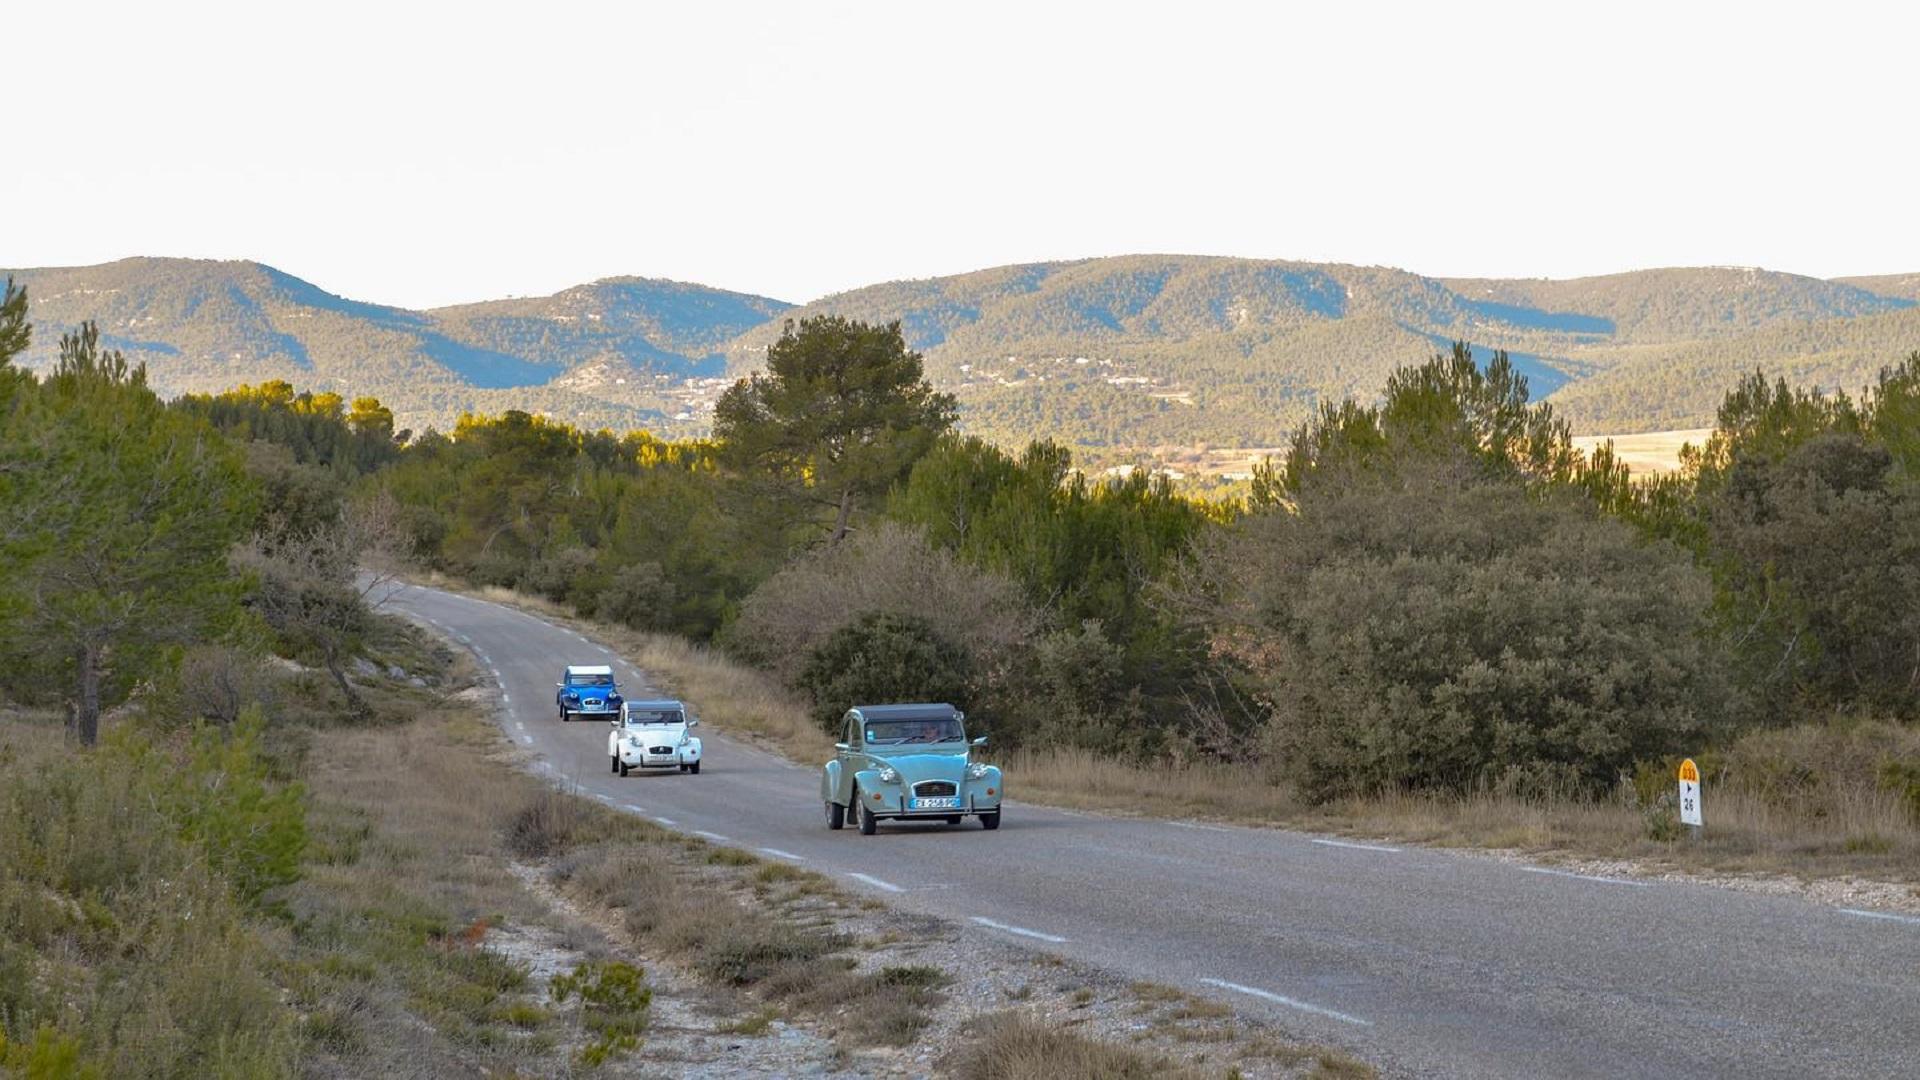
[609,754,618,774]
[979,809,1001,831]
[825,800,845,830]
[559,709,570,723]
[689,761,700,775]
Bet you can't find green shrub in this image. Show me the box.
[550,960,651,1066]
[795,612,974,732]
[1195,468,1721,801]
[0,1025,105,1080]
[117,708,308,907]
[0,726,299,1077]
[521,546,602,608]
[597,561,677,630]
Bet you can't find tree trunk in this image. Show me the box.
[70,641,104,746]
[828,487,854,547]
[322,638,372,720]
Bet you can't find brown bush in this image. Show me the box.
[723,523,1037,686]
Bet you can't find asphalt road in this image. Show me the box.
[383,582,1920,1079]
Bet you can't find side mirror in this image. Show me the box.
[556,682,564,688]
[971,736,989,747]
[834,742,851,752]
[610,716,621,727]
[686,717,699,728]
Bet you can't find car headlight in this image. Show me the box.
[677,734,690,747]
[564,692,580,701]
[966,762,990,780]
[628,736,642,747]
[877,766,900,783]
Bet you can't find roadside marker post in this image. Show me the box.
[1678,758,1703,838]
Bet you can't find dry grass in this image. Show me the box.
[1570,428,1713,476]
[1009,744,1920,882]
[945,1012,1204,1080]
[541,806,957,1048]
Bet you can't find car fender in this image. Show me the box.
[607,730,619,756]
[970,763,1004,807]
[821,759,844,804]
[853,768,903,813]
[682,737,702,762]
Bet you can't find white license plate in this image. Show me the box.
[912,796,960,810]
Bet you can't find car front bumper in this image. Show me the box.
[618,746,697,768]
[863,791,999,817]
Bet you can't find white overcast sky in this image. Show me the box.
[7,0,1917,308]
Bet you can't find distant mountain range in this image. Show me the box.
[5,255,1916,458]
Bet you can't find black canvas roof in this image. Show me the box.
[849,703,959,720]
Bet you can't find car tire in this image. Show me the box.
[620,760,631,777]
[609,754,618,774]
[689,761,700,775]
[980,809,1001,831]
[825,800,845,830]
[559,709,569,723]
[855,787,877,835]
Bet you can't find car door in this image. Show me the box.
[837,715,861,801]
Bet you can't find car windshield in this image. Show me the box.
[626,709,682,726]
[566,673,609,687]
[864,717,964,745]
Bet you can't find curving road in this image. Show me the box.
[383,582,1920,1079]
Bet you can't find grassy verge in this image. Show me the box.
[440,577,1920,893]
[999,742,1920,886]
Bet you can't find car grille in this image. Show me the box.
[913,781,957,797]
[582,698,604,709]
[650,746,674,755]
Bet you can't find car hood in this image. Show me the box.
[567,685,617,696]
[623,724,688,741]
[869,750,971,783]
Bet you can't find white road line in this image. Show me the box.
[1168,821,1234,833]
[591,793,614,804]
[1311,838,1402,853]
[969,916,1067,944]
[759,847,804,861]
[847,872,903,893]
[692,830,730,842]
[625,803,647,813]
[1199,977,1372,1027]
[653,816,678,827]
[1521,866,1649,887]
[1841,908,1920,926]
[518,734,533,745]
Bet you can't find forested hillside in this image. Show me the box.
[2,258,789,438]
[726,258,1917,450]
[8,255,1918,455]
[1550,306,1920,432]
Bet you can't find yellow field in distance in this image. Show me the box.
[1570,428,1712,476]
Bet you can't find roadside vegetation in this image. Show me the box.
[325,308,1916,885]
[6,277,1916,881]
[0,288,1370,1075]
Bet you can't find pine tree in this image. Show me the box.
[714,317,955,545]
